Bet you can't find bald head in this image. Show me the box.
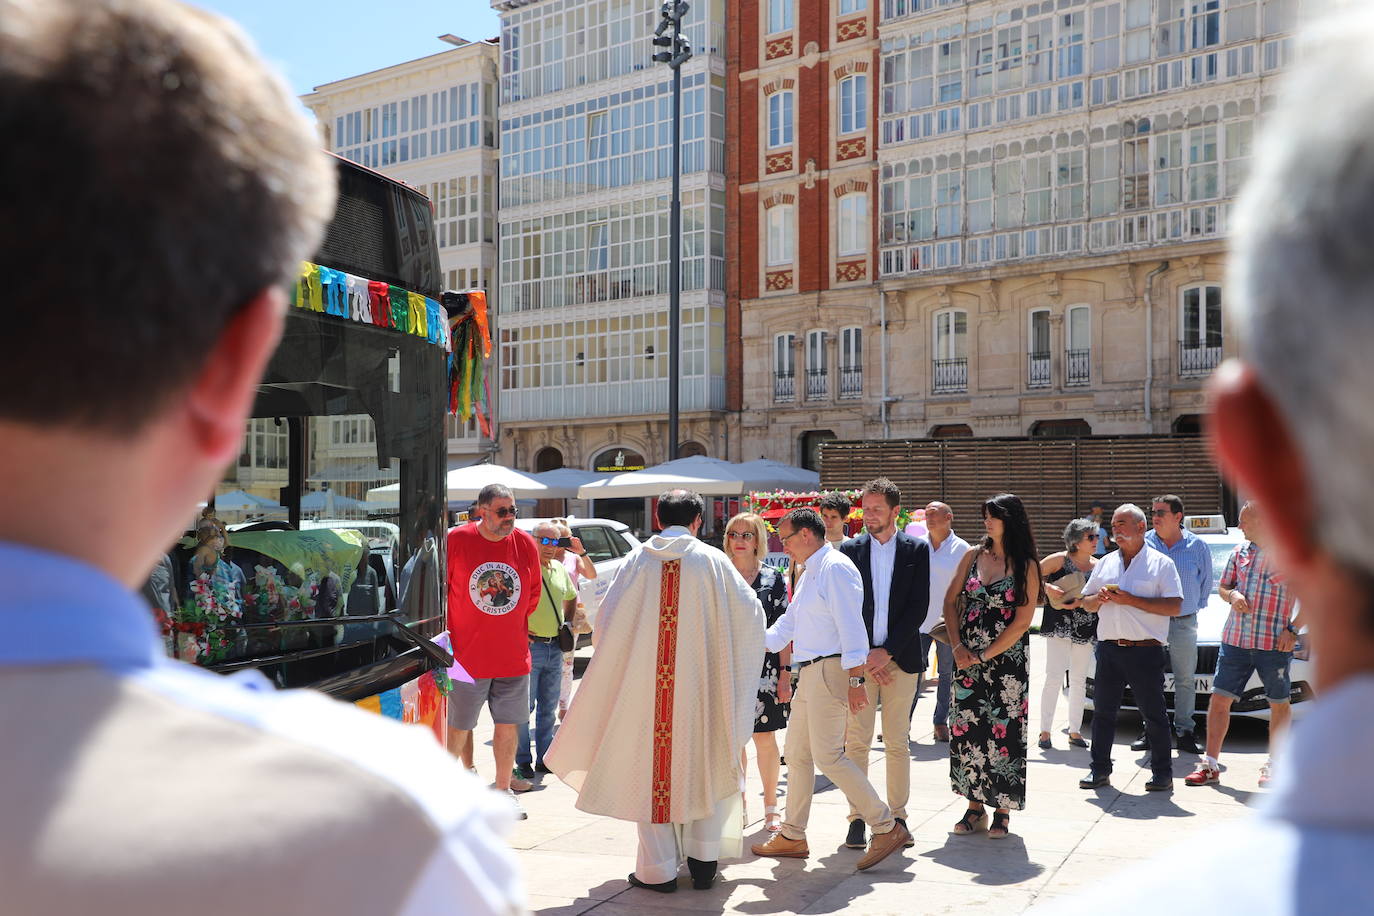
[925,501,953,540]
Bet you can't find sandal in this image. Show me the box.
[1068,734,1088,748]
[989,811,1010,839]
[951,808,989,835]
[764,805,782,833]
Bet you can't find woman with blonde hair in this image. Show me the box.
[725,511,791,833]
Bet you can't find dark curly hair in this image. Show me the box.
[980,493,1041,607]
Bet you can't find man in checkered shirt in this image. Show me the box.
[1185,502,1301,790]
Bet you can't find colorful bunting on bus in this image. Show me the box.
[287,260,450,350]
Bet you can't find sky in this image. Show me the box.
[190,0,502,97]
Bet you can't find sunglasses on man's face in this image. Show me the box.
[488,506,518,518]
[537,536,572,548]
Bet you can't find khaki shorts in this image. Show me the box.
[447,674,531,730]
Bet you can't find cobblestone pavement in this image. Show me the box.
[469,633,1275,915]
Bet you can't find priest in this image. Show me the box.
[545,489,766,892]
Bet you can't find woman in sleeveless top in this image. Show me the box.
[1037,518,1101,749]
[942,494,1041,840]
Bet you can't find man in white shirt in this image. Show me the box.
[1078,504,1184,792]
[751,508,912,870]
[839,479,931,851]
[919,501,971,742]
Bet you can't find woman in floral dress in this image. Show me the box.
[726,512,791,832]
[941,493,1041,839]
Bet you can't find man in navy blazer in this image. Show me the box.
[838,478,931,850]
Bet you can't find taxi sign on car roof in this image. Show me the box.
[1184,514,1228,534]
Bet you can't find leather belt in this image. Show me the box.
[1112,638,1163,647]
[796,653,840,669]
[528,634,559,644]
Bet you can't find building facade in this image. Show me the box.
[737,0,1298,463]
[492,0,730,493]
[296,36,501,501]
[728,0,882,469]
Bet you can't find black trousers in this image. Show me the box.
[1090,641,1172,779]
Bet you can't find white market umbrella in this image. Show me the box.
[526,468,610,499]
[365,463,550,506]
[577,455,746,499]
[300,490,367,513]
[213,489,281,511]
[734,459,821,493]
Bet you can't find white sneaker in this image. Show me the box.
[1259,761,1273,789]
[507,789,528,820]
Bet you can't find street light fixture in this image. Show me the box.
[653,0,691,461]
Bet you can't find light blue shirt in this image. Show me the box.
[766,543,869,669]
[1144,528,1213,615]
[1042,675,1374,916]
[0,540,522,914]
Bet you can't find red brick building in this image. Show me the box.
[726,0,881,469]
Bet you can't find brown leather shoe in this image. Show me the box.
[856,822,911,871]
[933,724,950,742]
[751,833,809,858]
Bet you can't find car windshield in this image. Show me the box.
[1207,542,1237,594]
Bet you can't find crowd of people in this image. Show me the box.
[441,475,1303,889]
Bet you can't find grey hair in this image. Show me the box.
[1064,518,1098,550]
[1229,6,1374,576]
[1114,504,1147,525]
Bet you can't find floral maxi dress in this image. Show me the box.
[949,566,1029,810]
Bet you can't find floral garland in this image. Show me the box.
[745,490,918,532]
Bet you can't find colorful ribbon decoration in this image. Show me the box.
[445,290,493,437]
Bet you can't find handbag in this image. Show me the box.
[1047,569,1087,610]
[557,621,576,653]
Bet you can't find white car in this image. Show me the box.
[515,517,640,629]
[1085,515,1314,721]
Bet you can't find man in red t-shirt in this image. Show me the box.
[447,483,542,818]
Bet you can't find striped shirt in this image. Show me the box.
[1219,542,1296,651]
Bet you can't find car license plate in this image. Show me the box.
[1164,674,1213,693]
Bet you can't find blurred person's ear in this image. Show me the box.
[183,288,286,469]
[1208,361,1315,566]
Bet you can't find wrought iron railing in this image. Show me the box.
[1028,351,1051,388]
[933,358,968,394]
[839,367,863,399]
[1066,349,1091,387]
[1179,342,1222,377]
[773,371,795,403]
[805,368,828,400]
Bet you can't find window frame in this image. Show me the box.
[766,204,795,266]
[768,91,794,149]
[837,193,869,257]
[839,75,868,136]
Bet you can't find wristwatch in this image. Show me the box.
[849,676,866,688]
[1284,624,1297,634]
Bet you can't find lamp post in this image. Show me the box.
[653,1,691,462]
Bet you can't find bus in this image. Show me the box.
[148,156,456,740]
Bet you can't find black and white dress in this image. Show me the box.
[751,565,790,733]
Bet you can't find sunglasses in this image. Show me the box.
[727,531,756,540]
[487,506,519,518]
[1151,509,1172,516]
[537,536,572,548]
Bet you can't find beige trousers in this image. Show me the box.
[781,657,894,842]
[843,661,921,821]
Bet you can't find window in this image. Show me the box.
[933,309,968,393]
[1154,132,1185,207]
[588,223,608,271]
[1066,304,1091,385]
[1224,121,1253,197]
[1180,285,1223,375]
[1188,125,1219,201]
[806,330,828,400]
[840,76,867,135]
[1090,145,1120,217]
[967,165,992,233]
[838,194,868,257]
[768,0,793,34]
[840,326,862,398]
[1056,150,1085,220]
[767,205,794,266]
[937,41,962,103]
[774,333,796,404]
[1091,4,1121,72]
[1029,309,1051,388]
[1056,12,1085,79]
[768,92,794,148]
[839,0,866,12]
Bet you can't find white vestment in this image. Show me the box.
[546,529,766,864]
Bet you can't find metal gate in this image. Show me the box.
[820,436,1225,551]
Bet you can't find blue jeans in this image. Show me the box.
[1168,613,1200,735]
[916,634,954,726]
[516,640,563,768]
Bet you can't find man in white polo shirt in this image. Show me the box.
[1077,504,1184,792]
[751,508,911,871]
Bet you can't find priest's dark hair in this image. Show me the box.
[783,507,826,540]
[0,0,336,431]
[658,489,705,528]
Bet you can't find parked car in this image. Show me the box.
[1085,514,1314,721]
[514,517,640,630]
